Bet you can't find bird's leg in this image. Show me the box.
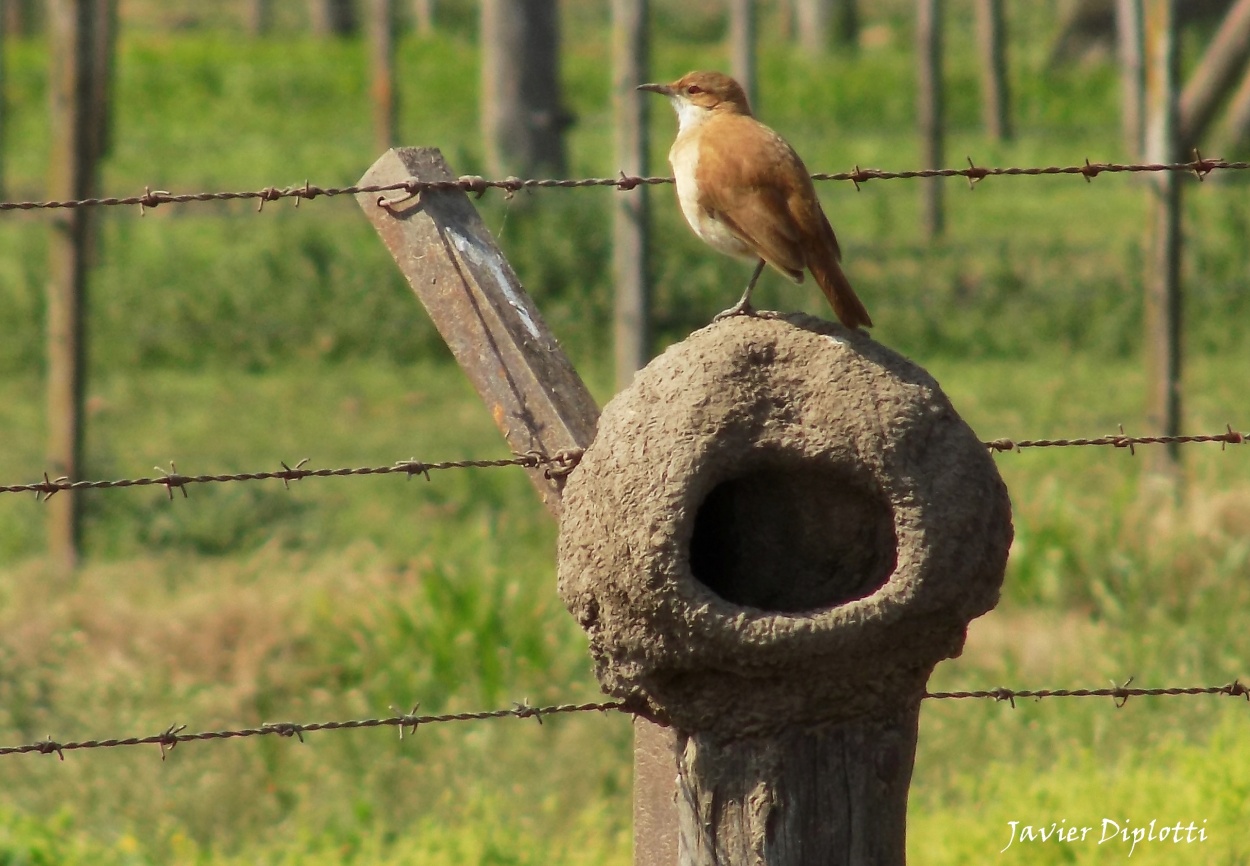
[713,259,767,321]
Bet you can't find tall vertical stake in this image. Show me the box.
[975,0,1011,141]
[46,0,107,571]
[367,0,397,155]
[1117,0,1145,158]
[917,0,944,240]
[1143,0,1182,483]
[0,0,7,201]
[612,0,652,390]
[729,0,757,110]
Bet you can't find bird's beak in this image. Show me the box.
[636,82,671,96]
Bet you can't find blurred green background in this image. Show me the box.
[1,1,1248,863]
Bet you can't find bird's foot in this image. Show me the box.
[712,300,757,322]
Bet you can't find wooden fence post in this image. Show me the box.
[480,0,568,177]
[558,314,1012,865]
[917,0,944,240]
[0,0,6,201]
[354,148,597,509]
[1117,0,1145,158]
[245,0,272,36]
[1143,0,1182,482]
[46,0,112,571]
[612,0,652,392]
[357,147,680,865]
[366,0,397,155]
[1178,0,1250,149]
[975,0,1011,141]
[412,0,433,36]
[729,0,757,111]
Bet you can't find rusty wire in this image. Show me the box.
[2,681,1245,760]
[926,679,1250,708]
[2,156,1246,214]
[0,451,583,500]
[0,428,1242,500]
[0,700,626,760]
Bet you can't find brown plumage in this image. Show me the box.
[639,71,872,329]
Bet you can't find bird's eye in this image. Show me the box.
[686,84,702,95]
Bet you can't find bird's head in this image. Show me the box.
[638,71,753,131]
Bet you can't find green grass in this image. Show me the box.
[2,6,1249,864]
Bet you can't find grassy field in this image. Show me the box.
[2,4,1249,864]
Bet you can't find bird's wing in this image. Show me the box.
[694,116,808,278]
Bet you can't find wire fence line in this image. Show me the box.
[3,680,1244,761]
[2,156,1247,215]
[0,428,1243,500]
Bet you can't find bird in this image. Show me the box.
[638,70,872,329]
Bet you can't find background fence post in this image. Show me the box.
[366,0,397,155]
[1117,0,1145,158]
[1143,0,1182,483]
[917,0,944,240]
[0,0,6,201]
[729,0,757,111]
[480,0,568,177]
[46,0,112,571]
[612,0,652,391]
[975,0,1011,141]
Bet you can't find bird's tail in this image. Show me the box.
[807,244,873,330]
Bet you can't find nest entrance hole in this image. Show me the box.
[688,462,897,613]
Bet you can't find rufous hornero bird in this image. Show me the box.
[639,70,872,329]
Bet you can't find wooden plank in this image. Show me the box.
[355,147,598,514]
[917,0,944,240]
[612,0,651,390]
[1143,0,1182,480]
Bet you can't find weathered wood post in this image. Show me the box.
[1143,0,1182,483]
[917,0,944,240]
[356,147,680,865]
[558,315,1012,864]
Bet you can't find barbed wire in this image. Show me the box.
[0,451,583,500]
[983,425,1245,453]
[0,428,1242,500]
[926,679,1250,708]
[3,680,1244,760]
[0,700,626,759]
[2,155,1246,214]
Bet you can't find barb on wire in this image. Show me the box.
[0,451,584,498]
[2,156,1247,214]
[0,700,626,759]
